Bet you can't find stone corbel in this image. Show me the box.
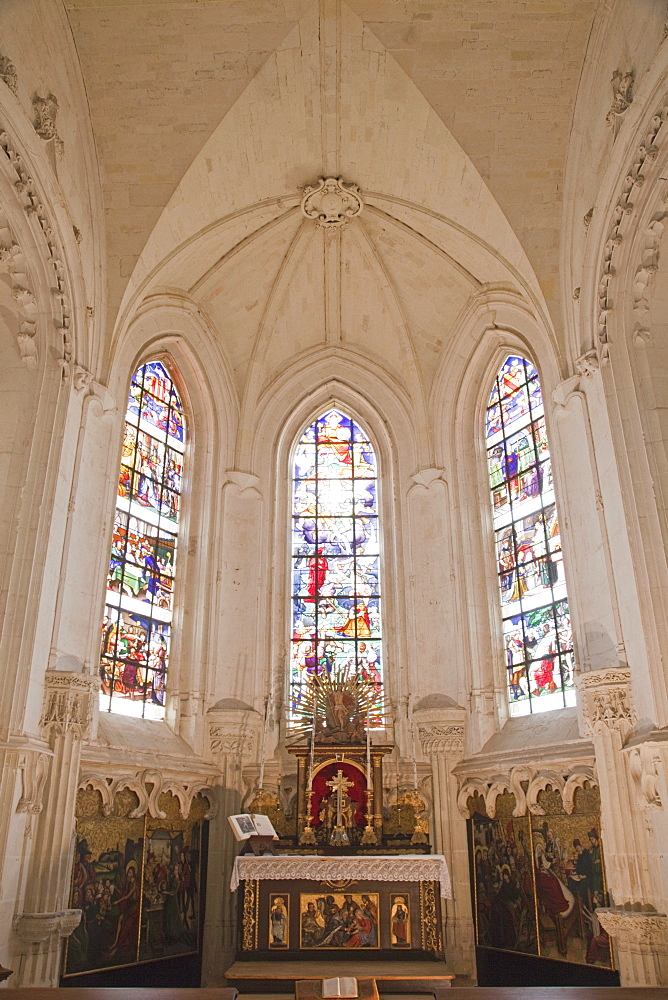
[39,672,98,744]
[13,908,81,945]
[16,751,50,815]
[627,742,666,809]
[576,667,636,743]
[409,468,446,495]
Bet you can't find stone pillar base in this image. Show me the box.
[597,908,668,986]
[11,909,81,986]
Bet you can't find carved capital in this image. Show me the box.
[39,672,98,742]
[577,667,636,741]
[13,909,81,944]
[596,908,668,946]
[301,176,363,228]
[209,722,255,758]
[418,724,465,756]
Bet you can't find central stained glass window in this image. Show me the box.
[485,355,576,716]
[99,360,185,719]
[291,409,382,715]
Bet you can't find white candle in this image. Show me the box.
[258,693,271,789]
[308,697,316,800]
[366,699,372,809]
[409,699,418,789]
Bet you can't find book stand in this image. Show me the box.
[242,834,278,856]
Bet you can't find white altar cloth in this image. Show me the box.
[230,853,452,897]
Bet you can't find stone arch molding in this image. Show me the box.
[0,120,78,376]
[457,765,597,819]
[589,88,668,365]
[78,769,217,821]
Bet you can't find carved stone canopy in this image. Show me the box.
[300,176,363,228]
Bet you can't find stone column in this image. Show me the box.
[10,670,97,986]
[417,708,472,976]
[202,705,261,985]
[577,667,668,985]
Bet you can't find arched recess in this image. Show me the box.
[244,354,422,755]
[91,292,237,750]
[433,290,580,751]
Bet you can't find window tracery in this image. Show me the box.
[99,360,185,719]
[290,408,382,716]
[485,355,576,716]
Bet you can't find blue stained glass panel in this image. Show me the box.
[290,408,382,718]
[486,356,576,716]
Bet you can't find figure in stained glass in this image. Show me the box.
[486,356,576,716]
[99,360,185,720]
[291,409,382,714]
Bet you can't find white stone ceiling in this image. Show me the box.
[64,0,599,403]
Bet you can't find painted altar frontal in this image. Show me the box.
[232,855,450,960]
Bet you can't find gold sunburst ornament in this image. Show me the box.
[288,664,386,745]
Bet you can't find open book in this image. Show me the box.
[322,978,358,999]
[227,812,278,842]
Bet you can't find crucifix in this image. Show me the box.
[325,769,355,846]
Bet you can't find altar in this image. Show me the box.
[231,854,450,960]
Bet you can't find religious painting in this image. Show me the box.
[64,789,145,975]
[290,409,382,722]
[390,894,411,947]
[532,813,612,968]
[63,787,208,979]
[472,812,539,956]
[139,794,205,962]
[300,892,379,949]
[268,894,290,949]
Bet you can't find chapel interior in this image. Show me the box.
[2,0,668,993]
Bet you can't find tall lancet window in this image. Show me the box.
[99,360,185,719]
[291,409,382,716]
[485,356,576,716]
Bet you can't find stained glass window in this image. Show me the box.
[99,360,185,719]
[485,355,576,716]
[290,409,382,717]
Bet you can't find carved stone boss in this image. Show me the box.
[577,667,636,742]
[300,176,363,228]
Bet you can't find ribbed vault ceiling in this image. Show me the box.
[64,0,599,404]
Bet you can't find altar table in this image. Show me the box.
[231,854,450,961]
